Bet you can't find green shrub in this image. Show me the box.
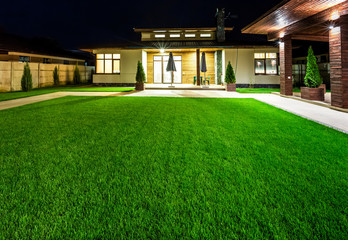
[21,63,33,92]
[53,66,59,86]
[304,46,322,88]
[225,61,236,84]
[136,61,146,83]
[73,65,81,84]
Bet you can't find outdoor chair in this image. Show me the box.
[193,76,203,85]
[203,76,211,85]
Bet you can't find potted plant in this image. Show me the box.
[135,61,146,91]
[225,61,236,91]
[301,46,324,101]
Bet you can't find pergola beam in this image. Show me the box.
[267,1,348,41]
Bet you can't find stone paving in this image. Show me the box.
[0,90,347,134]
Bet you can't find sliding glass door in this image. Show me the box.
[153,55,182,83]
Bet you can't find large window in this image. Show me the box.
[254,53,278,75]
[96,54,121,74]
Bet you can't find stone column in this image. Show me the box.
[329,15,348,109]
[279,36,293,95]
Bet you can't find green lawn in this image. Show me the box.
[237,88,280,93]
[0,97,347,239]
[0,86,134,102]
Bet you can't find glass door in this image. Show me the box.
[153,55,182,83]
[153,56,162,83]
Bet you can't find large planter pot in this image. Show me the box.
[135,82,145,91]
[226,83,236,92]
[301,87,324,101]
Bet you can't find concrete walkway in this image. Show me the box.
[0,90,347,134]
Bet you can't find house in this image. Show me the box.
[85,9,280,88]
[242,0,348,109]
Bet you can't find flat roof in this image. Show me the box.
[134,27,234,32]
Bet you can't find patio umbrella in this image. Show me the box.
[201,52,207,85]
[166,52,176,86]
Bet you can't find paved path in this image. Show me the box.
[0,92,122,111]
[1,90,347,134]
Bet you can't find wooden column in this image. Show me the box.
[329,15,348,109]
[196,49,201,86]
[279,36,293,95]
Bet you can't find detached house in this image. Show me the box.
[85,9,280,88]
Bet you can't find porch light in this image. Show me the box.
[329,25,335,30]
[160,49,165,53]
[279,32,285,38]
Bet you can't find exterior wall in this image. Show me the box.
[0,61,94,92]
[224,48,280,87]
[146,51,216,84]
[93,49,142,84]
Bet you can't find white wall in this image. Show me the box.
[93,49,142,84]
[224,48,280,85]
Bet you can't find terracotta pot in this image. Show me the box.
[135,82,145,91]
[301,87,324,101]
[226,83,236,92]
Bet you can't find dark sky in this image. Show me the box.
[0,0,282,49]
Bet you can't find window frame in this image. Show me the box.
[254,53,279,76]
[96,54,121,75]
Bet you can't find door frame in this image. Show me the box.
[153,55,182,84]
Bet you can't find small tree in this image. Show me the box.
[53,66,59,86]
[135,61,146,83]
[304,46,322,88]
[21,63,33,92]
[73,65,81,84]
[225,61,236,84]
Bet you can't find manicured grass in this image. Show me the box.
[237,88,280,93]
[0,97,347,239]
[0,86,134,102]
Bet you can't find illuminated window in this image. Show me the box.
[200,33,211,38]
[254,53,278,75]
[155,34,165,38]
[96,53,121,74]
[170,34,180,38]
[185,34,195,38]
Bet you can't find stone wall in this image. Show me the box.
[0,62,95,92]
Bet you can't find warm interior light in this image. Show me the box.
[331,11,340,21]
[160,49,165,53]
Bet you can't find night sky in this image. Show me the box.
[0,0,283,49]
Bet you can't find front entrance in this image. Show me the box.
[153,55,182,84]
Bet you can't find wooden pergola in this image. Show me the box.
[242,0,348,109]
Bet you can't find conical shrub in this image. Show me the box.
[225,61,236,83]
[21,63,33,92]
[304,46,322,88]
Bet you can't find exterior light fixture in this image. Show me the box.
[279,32,285,38]
[160,49,165,53]
[329,25,334,30]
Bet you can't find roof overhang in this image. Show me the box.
[242,0,348,41]
[134,27,234,32]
